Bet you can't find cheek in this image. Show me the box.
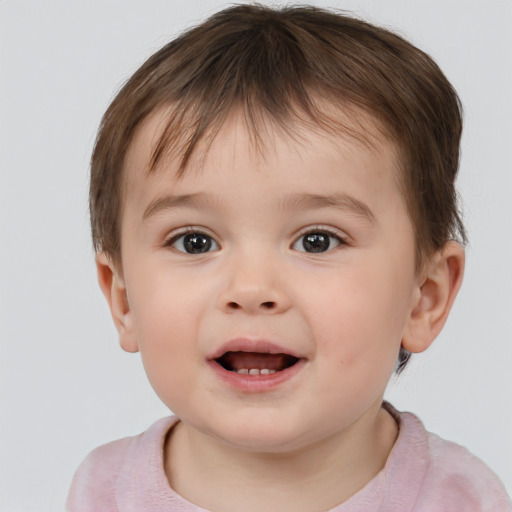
[306,263,411,367]
[126,267,206,396]
[307,282,406,416]
[128,257,207,333]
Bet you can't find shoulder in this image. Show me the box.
[423,427,510,511]
[66,417,177,512]
[398,410,511,512]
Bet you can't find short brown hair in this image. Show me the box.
[89,4,466,372]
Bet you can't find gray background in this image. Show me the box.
[1,0,511,510]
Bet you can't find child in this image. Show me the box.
[67,4,511,511]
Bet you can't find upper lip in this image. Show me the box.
[207,337,303,360]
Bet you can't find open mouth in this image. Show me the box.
[215,351,300,376]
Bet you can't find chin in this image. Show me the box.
[205,414,315,454]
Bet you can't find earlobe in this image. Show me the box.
[402,241,465,354]
[95,253,139,353]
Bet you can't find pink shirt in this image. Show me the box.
[67,407,511,511]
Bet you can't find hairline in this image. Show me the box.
[112,99,428,272]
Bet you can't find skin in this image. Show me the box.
[97,109,464,512]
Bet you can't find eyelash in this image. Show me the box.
[164,227,219,254]
[164,226,348,255]
[292,226,347,253]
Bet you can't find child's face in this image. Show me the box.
[114,110,421,453]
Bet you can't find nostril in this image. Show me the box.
[224,300,277,311]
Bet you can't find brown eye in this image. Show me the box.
[293,231,343,253]
[170,232,219,254]
[303,233,330,252]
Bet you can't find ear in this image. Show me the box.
[402,241,465,354]
[96,252,139,353]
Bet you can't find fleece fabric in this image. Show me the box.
[67,407,511,512]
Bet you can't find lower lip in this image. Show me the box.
[207,359,307,392]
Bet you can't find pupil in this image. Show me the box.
[184,233,211,254]
[303,233,329,253]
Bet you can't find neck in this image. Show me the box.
[165,404,398,512]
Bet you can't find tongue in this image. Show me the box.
[219,351,297,372]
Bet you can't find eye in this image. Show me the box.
[292,230,344,253]
[168,231,219,254]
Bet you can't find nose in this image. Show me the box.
[217,254,291,315]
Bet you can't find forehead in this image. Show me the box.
[120,107,410,256]
[123,104,400,189]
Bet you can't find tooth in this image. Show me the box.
[236,369,277,376]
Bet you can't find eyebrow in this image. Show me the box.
[143,193,217,220]
[143,191,376,223]
[279,193,376,223]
